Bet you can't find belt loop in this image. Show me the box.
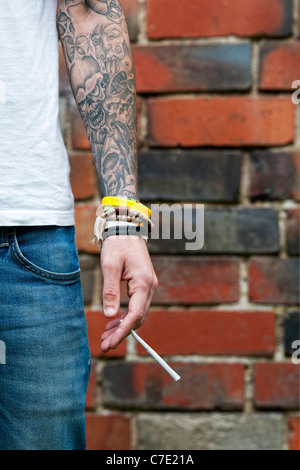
[0,227,9,246]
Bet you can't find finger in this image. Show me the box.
[101,318,130,352]
[101,326,118,341]
[104,307,141,351]
[105,311,127,331]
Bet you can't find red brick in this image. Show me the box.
[69,152,95,200]
[145,256,239,304]
[249,257,299,304]
[74,204,99,254]
[137,310,275,356]
[289,416,300,450]
[121,0,138,17]
[103,362,245,410]
[286,208,300,256]
[147,0,292,39]
[86,361,97,410]
[147,97,294,147]
[254,363,300,409]
[85,413,131,450]
[59,41,71,93]
[259,41,300,90]
[120,0,138,40]
[298,0,300,38]
[85,310,126,358]
[71,104,90,150]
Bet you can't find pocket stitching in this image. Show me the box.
[10,232,81,282]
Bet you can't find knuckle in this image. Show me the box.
[152,274,159,289]
[103,285,119,299]
[101,262,113,273]
[135,313,145,326]
[101,257,119,273]
[139,272,155,287]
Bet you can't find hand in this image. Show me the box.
[100,235,158,352]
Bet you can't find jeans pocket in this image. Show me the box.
[10,226,81,282]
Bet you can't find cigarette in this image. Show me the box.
[120,320,181,382]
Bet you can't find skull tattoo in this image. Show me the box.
[91,22,125,74]
[70,56,108,140]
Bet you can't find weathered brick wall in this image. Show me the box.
[59,0,300,450]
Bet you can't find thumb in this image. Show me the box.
[102,263,122,319]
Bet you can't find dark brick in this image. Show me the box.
[138,150,241,203]
[79,255,97,305]
[249,257,300,304]
[133,44,251,93]
[102,362,245,410]
[204,208,279,254]
[250,151,300,201]
[284,312,300,356]
[148,207,279,255]
[286,209,300,256]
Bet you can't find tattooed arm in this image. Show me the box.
[58,0,138,198]
[58,0,158,352]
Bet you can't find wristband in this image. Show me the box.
[101,196,151,218]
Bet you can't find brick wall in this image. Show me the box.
[59,0,300,451]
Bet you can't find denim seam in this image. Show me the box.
[9,233,81,283]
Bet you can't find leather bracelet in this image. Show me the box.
[102,224,149,240]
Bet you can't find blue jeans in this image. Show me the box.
[0,226,91,450]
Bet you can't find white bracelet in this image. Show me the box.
[104,221,139,229]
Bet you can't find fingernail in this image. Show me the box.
[104,307,117,317]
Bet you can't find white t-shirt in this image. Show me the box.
[0,0,75,226]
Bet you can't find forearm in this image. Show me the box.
[58,0,138,198]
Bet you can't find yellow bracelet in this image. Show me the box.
[101,196,151,218]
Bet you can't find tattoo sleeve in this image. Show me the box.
[58,0,138,198]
